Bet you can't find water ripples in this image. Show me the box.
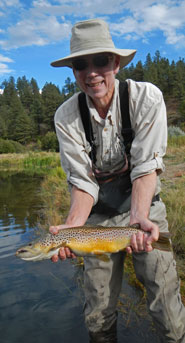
[0,214,36,259]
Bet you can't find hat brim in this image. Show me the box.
[51,48,136,69]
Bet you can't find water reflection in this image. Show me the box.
[0,172,42,260]
[0,172,41,233]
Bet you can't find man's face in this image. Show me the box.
[72,53,120,107]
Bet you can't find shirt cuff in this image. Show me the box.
[69,175,99,205]
[130,156,165,182]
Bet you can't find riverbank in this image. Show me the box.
[0,152,61,175]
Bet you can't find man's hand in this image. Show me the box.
[126,218,159,254]
[49,225,76,262]
[128,172,159,254]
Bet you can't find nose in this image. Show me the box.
[86,60,98,77]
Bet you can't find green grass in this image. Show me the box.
[161,146,185,302]
[38,166,70,227]
[0,152,61,175]
[168,135,185,147]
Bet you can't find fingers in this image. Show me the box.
[128,231,145,253]
[49,226,61,235]
[127,218,160,254]
[59,247,76,260]
[50,224,71,234]
[126,233,148,254]
[51,248,76,263]
[144,224,159,252]
[146,225,159,244]
[51,254,59,263]
[127,223,159,253]
[135,231,145,251]
[126,246,133,254]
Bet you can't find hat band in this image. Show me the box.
[71,38,115,54]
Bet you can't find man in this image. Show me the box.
[50,19,185,343]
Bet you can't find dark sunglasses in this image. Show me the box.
[72,54,113,71]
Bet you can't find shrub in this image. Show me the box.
[168,126,185,147]
[168,125,185,137]
[0,139,26,154]
[41,132,59,152]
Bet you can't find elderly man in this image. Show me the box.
[50,19,185,343]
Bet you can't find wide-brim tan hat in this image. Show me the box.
[51,19,136,69]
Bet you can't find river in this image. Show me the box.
[0,172,160,343]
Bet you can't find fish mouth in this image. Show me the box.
[15,248,44,261]
[16,249,28,254]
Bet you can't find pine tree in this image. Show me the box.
[174,59,185,100]
[167,60,176,96]
[1,77,30,141]
[13,112,34,144]
[62,77,80,100]
[30,78,44,135]
[144,53,159,85]
[41,82,63,133]
[16,76,33,110]
[133,61,144,81]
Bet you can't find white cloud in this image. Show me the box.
[110,1,185,47]
[0,54,13,62]
[0,0,185,50]
[1,15,71,49]
[0,62,14,75]
[0,0,21,8]
[0,54,14,75]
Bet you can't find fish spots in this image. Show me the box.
[38,227,139,254]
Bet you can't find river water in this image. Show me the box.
[0,172,160,343]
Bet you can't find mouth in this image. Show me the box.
[87,81,104,88]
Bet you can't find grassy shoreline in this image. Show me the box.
[0,151,60,170]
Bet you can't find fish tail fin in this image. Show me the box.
[152,232,172,252]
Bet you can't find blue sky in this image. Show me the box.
[0,0,185,90]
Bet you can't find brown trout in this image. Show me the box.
[15,225,172,261]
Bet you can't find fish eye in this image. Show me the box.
[28,243,32,246]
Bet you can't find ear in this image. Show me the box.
[114,55,120,75]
